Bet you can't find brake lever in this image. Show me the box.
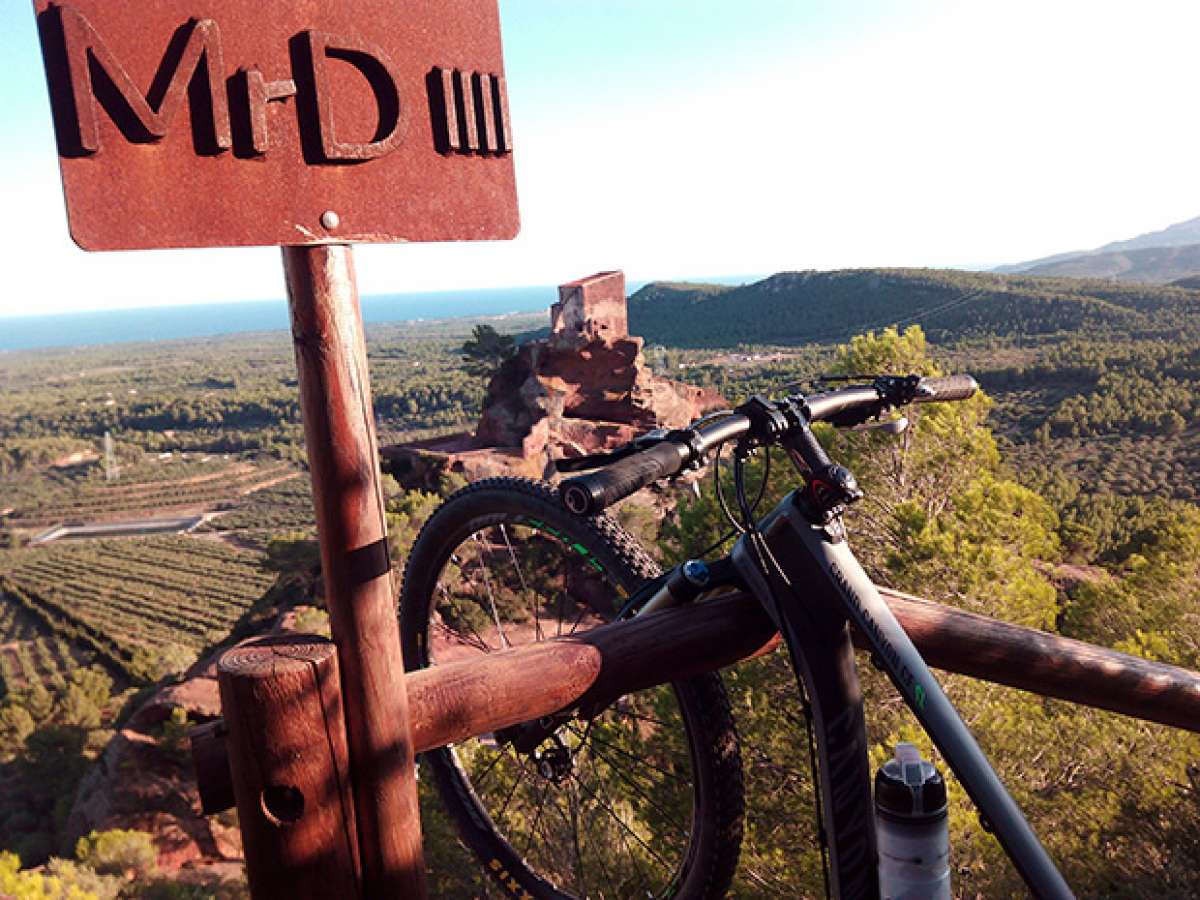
[851,416,909,435]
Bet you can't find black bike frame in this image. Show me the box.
[728,489,1075,899]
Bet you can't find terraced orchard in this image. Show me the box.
[0,577,97,696]
[204,475,316,546]
[4,458,300,529]
[0,536,275,682]
[0,634,93,696]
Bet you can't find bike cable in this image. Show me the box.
[714,441,772,535]
[713,442,745,537]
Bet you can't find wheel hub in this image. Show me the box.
[533,737,574,784]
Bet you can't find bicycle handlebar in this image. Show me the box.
[559,374,978,515]
[559,441,691,515]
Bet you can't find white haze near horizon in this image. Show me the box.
[1,0,1198,317]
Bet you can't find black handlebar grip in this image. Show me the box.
[916,375,978,403]
[559,442,690,515]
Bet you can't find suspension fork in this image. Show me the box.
[731,510,880,899]
[736,491,1074,900]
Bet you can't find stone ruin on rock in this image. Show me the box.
[382,271,724,488]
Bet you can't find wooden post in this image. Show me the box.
[191,720,235,816]
[218,635,361,898]
[283,245,426,898]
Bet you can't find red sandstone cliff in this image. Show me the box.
[383,271,723,487]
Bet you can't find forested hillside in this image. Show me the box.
[629,268,1198,347]
[634,269,1200,503]
[0,314,549,482]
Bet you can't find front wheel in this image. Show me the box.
[400,477,744,899]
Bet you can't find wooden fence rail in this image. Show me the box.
[194,585,1200,816]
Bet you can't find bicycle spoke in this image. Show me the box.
[511,732,666,896]
[519,779,553,860]
[474,532,511,649]
[469,746,511,791]
[569,721,690,827]
[572,728,687,786]
[573,724,657,897]
[539,774,591,893]
[581,739,689,838]
[556,582,566,638]
[569,767,675,874]
[569,779,588,896]
[566,597,596,636]
[573,765,628,896]
[432,615,491,655]
[567,755,652,895]
[500,523,543,642]
[514,754,584,892]
[494,758,529,830]
[437,582,494,654]
[609,704,673,729]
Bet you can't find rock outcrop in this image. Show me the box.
[65,650,239,874]
[64,577,324,884]
[383,271,723,488]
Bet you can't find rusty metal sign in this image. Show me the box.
[33,0,519,250]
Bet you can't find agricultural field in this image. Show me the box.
[0,596,96,696]
[202,474,315,546]
[1,456,300,531]
[0,318,522,694]
[0,536,275,684]
[0,633,92,696]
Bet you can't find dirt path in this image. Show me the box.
[236,469,302,496]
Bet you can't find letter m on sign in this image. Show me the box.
[49,4,231,153]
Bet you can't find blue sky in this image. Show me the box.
[3,1,1200,316]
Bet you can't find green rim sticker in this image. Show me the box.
[514,516,606,574]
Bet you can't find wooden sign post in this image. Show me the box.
[33,2,520,895]
[282,245,426,897]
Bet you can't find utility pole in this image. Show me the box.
[104,430,118,481]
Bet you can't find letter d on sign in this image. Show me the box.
[304,30,405,161]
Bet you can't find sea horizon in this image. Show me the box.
[0,276,762,352]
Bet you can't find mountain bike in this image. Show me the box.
[400,373,1075,899]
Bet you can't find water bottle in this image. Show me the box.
[875,742,951,900]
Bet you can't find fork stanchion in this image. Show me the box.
[283,244,427,899]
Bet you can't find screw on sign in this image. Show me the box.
[33,0,518,249]
[32,2,521,898]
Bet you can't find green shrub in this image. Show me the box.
[290,606,330,637]
[0,849,100,899]
[74,829,156,880]
[45,859,120,900]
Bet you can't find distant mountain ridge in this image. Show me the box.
[627,268,1198,348]
[1014,243,1200,283]
[996,215,1200,282]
